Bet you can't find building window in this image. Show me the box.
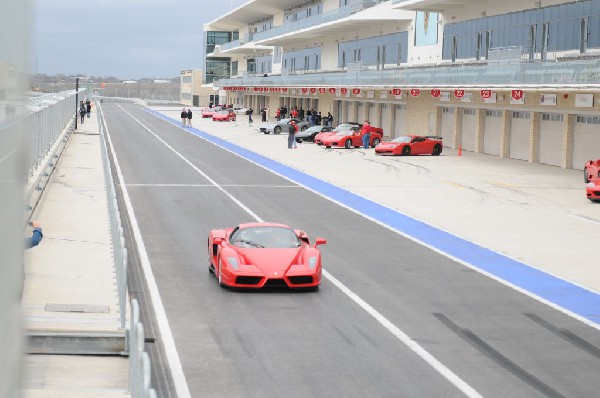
[485,110,502,117]
[463,108,477,115]
[541,113,563,122]
[576,115,600,124]
[442,107,454,113]
[512,111,530,119]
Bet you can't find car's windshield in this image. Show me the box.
[216,111,228,115]
[230,227,301,248]
[335,130,353,136]
[392,136,412,143]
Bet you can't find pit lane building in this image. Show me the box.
[203,0,600,170]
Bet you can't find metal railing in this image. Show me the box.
[97,101,128,330]
[129,300,157,398]
[215,56,600,87]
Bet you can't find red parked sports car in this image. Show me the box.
[321,127,383,149]
[202,107,222,118]
[584,159,600,183]
[212,109,236,122]
[375,135,443,156]
[586,178,600,202]
[207,222,326,289]
[315,123,360,145]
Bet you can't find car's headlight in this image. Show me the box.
[227,257,239,270]
[308,257,318,269]
[587,182,596,188]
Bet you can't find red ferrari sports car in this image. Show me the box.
[586,178,600,202]
[375,135,443,156]
[202,107,222,118]
[207,222,326,289]
[584,159,600,183]
[212,109,236,122]
[321,127,383,149]
[315,123,360,145]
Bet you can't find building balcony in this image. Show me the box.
[213,57,600,89]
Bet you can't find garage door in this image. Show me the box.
[344,101,352,123]
[509,111,530,161]
[394,104,406,139]
[461,108,478,152]
[440,107,454,147]
[573,115,600,170]
[483,109,502,156]
[381,104,393,137]
[357,102,367,124]
[539,113,564,167]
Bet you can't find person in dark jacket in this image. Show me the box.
[261,108,267,122]
[180,108,187,127]
[186,109,193,127]
[248,108,253,124]
[287,120,298,149]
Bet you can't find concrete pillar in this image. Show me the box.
[435,106,442,136]
[529,112,540,163]
[475,109,485,153]
[562,113,575,169]
[499,110,511,158]
[375,103,383,129]
[341,101,348,123]
[453,107,463,149]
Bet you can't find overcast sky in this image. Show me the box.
[32,0,245,79]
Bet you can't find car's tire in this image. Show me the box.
[584,168,590,183]
[218,258,225,287]
[274,126,281,134]
[432,144,442,156]
[301,126,308,131]
[344,139,352,149]
[402,146,411,156]
[371,138,381,148]
[296,138,302,143]
[310,133,318,142]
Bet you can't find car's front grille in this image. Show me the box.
[288,276,313,285]
[263,278,287,288]
[235,276,262,285]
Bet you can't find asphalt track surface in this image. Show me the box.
[104,103,600,398]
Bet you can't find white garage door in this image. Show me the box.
[381,104,393,138]
[344,101,352,123]
[539,113,564,167]
[483,109,502,156]
[573,115,600,170]
[440,107,455,147]
[357,102,367,124]
[461,108,478,152]
[394,104,406,139]
[509,111,530,161]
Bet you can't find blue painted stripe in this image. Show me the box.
[148,109,600,326]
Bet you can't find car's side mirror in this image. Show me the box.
[314,238,327,247]
[213,237,223,245]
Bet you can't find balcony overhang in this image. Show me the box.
[205,0,310,31]
[212,44,273,57]
[392,0,483,13]
[257,6,413,48]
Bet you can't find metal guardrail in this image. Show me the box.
[129,300,157,398]
[97,101,156,398]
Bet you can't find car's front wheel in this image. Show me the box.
[371,138,381,148]
[344,139,352,149]
[584,168,590,183]
[274,126,282,134]
[432,144,442,156]
[402,146,411,156]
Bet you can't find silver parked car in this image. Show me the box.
[257,118,310,134]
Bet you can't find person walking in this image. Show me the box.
[186,108,193,127]
[248,107,253,124]
[180,108,187,127]
[85,99,91,118]
[361,120,372,149]
[287,120,298,148]
[275,107,281,121]
[79,104,86,124]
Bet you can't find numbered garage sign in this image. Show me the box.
[511,90,525,104]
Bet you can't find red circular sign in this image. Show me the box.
[391,88,402,96]
[352,88,361,95]
[454,89,465,98]
[410,89,420,97]
[430,89,441,98]
[329,88,336,94]
[340,88,348,95]
[480,90,492,99]
[511,90,524,101]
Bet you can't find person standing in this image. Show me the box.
[275,107,281,121]
[85,99,91,118]
[361,120,372,149]
[261,107,267,122]
[180,108,187,127]
[248,107,253,124]
[287,120,298,149]
[327,112,333,127]
[187,108,193,127]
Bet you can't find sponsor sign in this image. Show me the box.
[440,92,451,102]
[454,89,465,99]
[575,93,594,107]
[480,90,492,99]
[540,93,557,106]
[483,92,497,104]
[410,89,421,97]
[510,90,525,104]
[430,89,441,98]
[460,92,473,102]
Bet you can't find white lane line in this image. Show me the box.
[570,214,600,225]
[0,148,18,164]
[120,105,483,398]
[105,105,192,398]
[125,183,300,188]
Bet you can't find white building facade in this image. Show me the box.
[204,0,600,169]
